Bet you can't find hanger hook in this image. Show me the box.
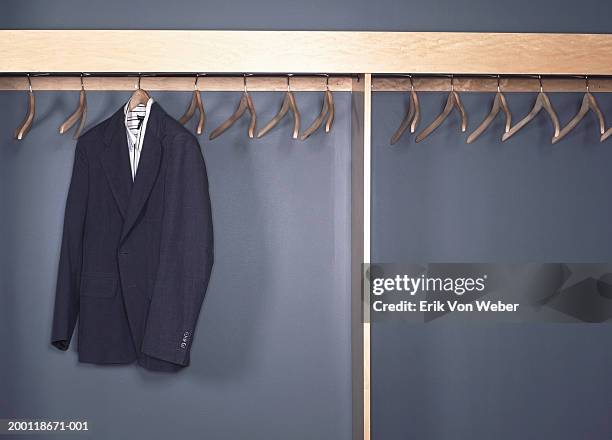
[80,73,85,91]
[325,74,330,91]
[450,74,454,92]
[408,74,414,91]
[585,75,590,93]
[26,73,32,93]
[194,73,200,91]
[287,74,292,92]
[243,74,248,93]
[497,74,501,93]
[538,75,543,93]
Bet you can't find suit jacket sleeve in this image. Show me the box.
[51,142,89,350]
[141,133,214,366]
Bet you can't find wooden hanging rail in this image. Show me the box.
[2,30,612,75]
[0,75,353,91]
[373,76,612,92]
[3,75,612,92]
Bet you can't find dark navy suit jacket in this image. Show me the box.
[51,101,214,372]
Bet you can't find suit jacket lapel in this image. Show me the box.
[100,107,133,219]
[120,106,162,244]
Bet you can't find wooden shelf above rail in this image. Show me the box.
[2,30,612,75]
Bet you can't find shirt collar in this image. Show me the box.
[123,97,154,150]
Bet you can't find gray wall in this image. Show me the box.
[3,1,612,440]
[0,90,353,440]
[2,0,612,32]
[371,92,612,440]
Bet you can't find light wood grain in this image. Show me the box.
[0,75,352,91]
[362,74,372,440]
[3,75,612,92]
[373,76,612,92]
[351,75,365,440]
[350,74,372,440]
[3,30,612,74]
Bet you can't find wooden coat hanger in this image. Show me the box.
[602,126,612,142]
[59,73,88,139]
[209,75,257,140]
[415,75,467,143]
[553,76,605,144]
[179,74,206,135]
[502,75,560,142]
[257,75,301,139]
[300,75,335,140]
[325,85,334,133]
[127,74,151,110]
[14,74,35,140]
[466,75,511,143]
[390,75,420,144]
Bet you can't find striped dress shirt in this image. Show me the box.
[123,98,154,180]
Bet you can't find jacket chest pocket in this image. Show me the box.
[80,273,118,299]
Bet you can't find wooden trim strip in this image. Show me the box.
[0,75,353,92]
[373,76,612,92]
[351,75,366,440]
[350,74,373,440]
[3,75,612,93]
[362,74,372,440]
[2,30,612,75]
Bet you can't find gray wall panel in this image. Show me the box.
[371,91,612,440]
[0,90,352,440]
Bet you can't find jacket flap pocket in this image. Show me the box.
[80,273,118,298]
